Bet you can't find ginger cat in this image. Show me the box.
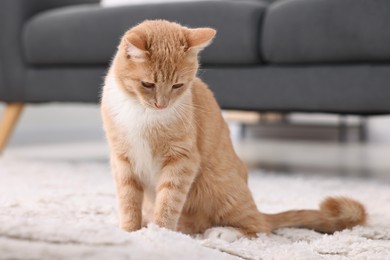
[101,20,366,241]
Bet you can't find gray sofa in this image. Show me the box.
[1,0,390,151]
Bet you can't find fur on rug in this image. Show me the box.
[1,156,389,259]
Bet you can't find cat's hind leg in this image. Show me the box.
[210,195,272,240]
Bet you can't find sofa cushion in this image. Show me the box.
[23,1,267,66]
[262,0,390,64]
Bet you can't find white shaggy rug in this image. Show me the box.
[1,156,390,260]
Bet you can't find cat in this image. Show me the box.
[100,20,366,241]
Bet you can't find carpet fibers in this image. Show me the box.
[1,156,389,259]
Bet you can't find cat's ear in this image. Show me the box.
[186,28,216,52]
[123,32,148,62]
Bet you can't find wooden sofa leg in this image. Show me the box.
[0,103,24,153]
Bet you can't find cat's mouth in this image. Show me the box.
[144,101,171,111]
[154,103,168,110]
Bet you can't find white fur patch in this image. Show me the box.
[104,73,158,189]
[203,227,244,242]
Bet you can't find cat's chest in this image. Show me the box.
[123,113,164,188]
[104,74,191,189]
[105,86,171,187]
[125,118,162,188]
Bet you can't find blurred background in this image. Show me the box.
[1,0,390,181]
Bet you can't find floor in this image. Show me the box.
[2,103,390,181]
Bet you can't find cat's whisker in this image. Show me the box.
[172,106,192,133]
[175,104,196,132]
[196,69,206,77]
[176,103,206,135]
[179,102,213,114]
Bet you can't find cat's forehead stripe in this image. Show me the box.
[152,61,178,83]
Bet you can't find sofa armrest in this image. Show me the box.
[0,0,100,102]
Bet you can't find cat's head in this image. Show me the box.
[114,20,216,110]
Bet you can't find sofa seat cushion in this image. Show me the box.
[262,0,390,64]
[23,1,267,66]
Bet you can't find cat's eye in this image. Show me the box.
[141,81,155,89]
[172,83,184,89]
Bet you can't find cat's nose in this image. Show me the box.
[154,103,167,109]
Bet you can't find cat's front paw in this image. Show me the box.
[203,227,244,242]
[153,218,176,231]
[141,219,149,228]
[120,222,142,232]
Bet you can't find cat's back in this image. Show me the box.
[191,77,221,119]
[190,77,246,176]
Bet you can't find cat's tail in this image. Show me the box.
[264,196,367,233]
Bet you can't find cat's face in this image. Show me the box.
[115,20,215,110]
[120,53,198,110]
